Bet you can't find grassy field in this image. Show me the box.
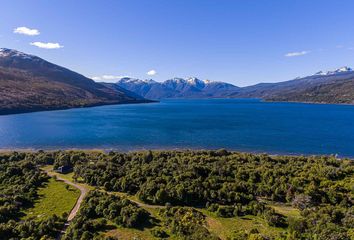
[22,177,80,220]
[270,203,301,219]
[106,226,156,240]
[200,209,286,240]
[104,210,183,240]
[200,203,300,239]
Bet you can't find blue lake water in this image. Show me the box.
[0,99,354,157]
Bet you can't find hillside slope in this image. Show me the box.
[266,77,354,104]
[0,48,146,114]
[230,67,354,104]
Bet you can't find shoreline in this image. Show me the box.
[1,98,353,116]
[0,147,352,160]
[263,99,354,106]
[0,99,157,116]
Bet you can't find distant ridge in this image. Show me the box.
[109,66,354,104]
[0,48,149,115]
[115,77,240,99]
[230,66,354,104]
[313,66,352,76]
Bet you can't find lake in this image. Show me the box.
[1,99,354,157]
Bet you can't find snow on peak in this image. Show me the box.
[0,48,36,60]
[118,76,219,87]
[117,77,156,84]
[171,78,187,83]
[313,66,353,76]
[187,77,204,85]
[186,77,216,85]
[336,66,352,72]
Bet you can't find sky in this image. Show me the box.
[1,0,354,86]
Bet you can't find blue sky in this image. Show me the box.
[1,0,354,86]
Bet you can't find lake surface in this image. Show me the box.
[1,99,354,157]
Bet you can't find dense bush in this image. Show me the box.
[63,190,150,240]
[47,150,353,239]
[54,150,352,208]
[0,215,65,239]
[158,207,217,240]
[0,152,64,239]
[150,227,169,238]
[263,208,287,227]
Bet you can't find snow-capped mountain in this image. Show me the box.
[313,66,353,76]
[117,77,157,84]
[100,65,354,104]
[0,48,37,59]
[115,77,240,99]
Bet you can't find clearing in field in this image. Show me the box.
[22,177,80,220]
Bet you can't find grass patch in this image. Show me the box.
[104,218,159,240]
[270,204,301,219]
[22,178,80,220]
[41,165,75,182]
[106,226,156,240]
[200,209,286,240]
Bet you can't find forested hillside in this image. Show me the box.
[265,77,354,104]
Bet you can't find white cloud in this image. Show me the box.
[14,27,40,36]
[285,51,309,57]
[91,75,129,82]
[30,42,63,49]
[147,69,157,76]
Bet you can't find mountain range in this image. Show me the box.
[115,77,240,99]
[0,48,353,115]
[0,48,148,114]
[113,67,354,104]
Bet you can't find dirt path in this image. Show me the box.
[45,171,89,221]
[45,169,162,217]
[44,170,89,239]
[43,168,165,239]
[105,191,166,209]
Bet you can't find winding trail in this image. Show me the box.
[48,173,89,220]
[44,170,89,239]
[43,168,165,239]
